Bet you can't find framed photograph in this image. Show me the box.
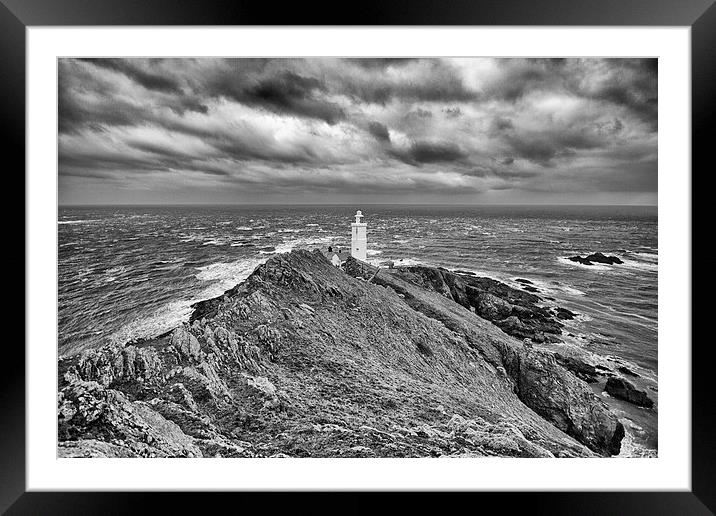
[7,0,713,512]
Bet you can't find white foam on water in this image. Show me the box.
[271,235,335,254]
[195,257,266,292]
[112,255,273,346]
[521,277,587,297]
[366,249,383,257]
[392,257,425,267]
[619,258,658,272]
[631,251,658,260]
[618,426,658,458]
[58,219,101,225]
[557,256,612,271]
[109,300,195,346]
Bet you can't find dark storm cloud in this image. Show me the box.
[478,58,657,128]
[390,140,469,166]
[79,58,183,93]
[367,121,391,142]
[58,57,658,205]
[203,68,346,124]
[345,58,419,69]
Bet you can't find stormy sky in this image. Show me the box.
[58,58,657,205]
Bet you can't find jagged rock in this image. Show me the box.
[72,344,162,387]
[169,363,232,408]
[605,377,654,408]
[471,291,514,319]
[58,439,138,458]
[246,375,277,399]
[618,366,640,378]
[170,326,202,362]
[58,380,201,457]
[383,264,565,342]
[555,354,601,383]
[568,252,624,266]
[503,348,624,456]
[167,383,199,412]
[553,307,577,320]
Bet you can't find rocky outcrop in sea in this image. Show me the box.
[568,252,624,266]
[58,250,626,458]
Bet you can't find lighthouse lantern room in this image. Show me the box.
[351,210,367,262]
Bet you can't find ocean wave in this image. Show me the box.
[366,249,383,256]
[272,235,335,254]
[619,259,658,272]
[110,256,271,346]
[514,276,586,297]
[392,257,425,267]
[557,256,612,271]
[196,257,265,287]
[630,251,658,260]
[58,219,101,225]
[617,425,658,458]
[110,300,195,347]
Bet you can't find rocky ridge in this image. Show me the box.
[58,250,625,458]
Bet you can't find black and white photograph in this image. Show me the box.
[57,57,658,459]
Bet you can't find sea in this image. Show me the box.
[58,204,658,457]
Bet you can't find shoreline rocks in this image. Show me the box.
[568,252,624,266]
[604,377,654,408]
[368,263,570,344]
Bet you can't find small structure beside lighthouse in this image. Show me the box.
[351,210,367,262]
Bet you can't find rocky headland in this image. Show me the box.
[58,249,630,458]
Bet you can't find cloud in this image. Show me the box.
[390,140,469,166]
[58,57,657,205]
[79,58,183,93]
[205,69,346,124]
[367,121,391,142]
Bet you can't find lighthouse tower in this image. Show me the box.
[351,210,367,262]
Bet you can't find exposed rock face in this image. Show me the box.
[568,252,624,266]
[503,349,624,456]
[554,354,601,384]
[605,377,654,408]
[347,262,567,344]
[58,250,624,458]
[58,380,201,457]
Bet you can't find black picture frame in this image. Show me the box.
[4,0,713,513]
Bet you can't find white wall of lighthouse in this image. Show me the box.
[351,210,367,262]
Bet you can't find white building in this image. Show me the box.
[351,210,367,262]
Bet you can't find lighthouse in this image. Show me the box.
[351,210,367,262]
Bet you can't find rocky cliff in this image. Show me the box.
[58,250,624,458]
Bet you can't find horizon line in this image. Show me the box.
[58,202,658,208]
